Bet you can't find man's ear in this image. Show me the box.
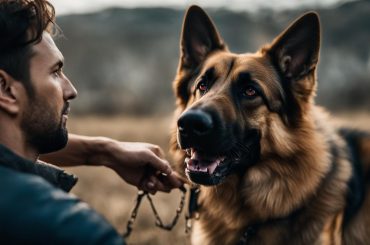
[0,70,22,115]
[267,12,320,81]
[179,5,227,70]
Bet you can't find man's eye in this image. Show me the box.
[53,68,62,76]
[197,81,208,93]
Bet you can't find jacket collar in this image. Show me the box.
[0,144,77,192]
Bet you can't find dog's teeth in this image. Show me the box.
[185,149,191,156]
[191,149,196,158]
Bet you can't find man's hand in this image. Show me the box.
[98,141,183,194]
[40,134,184,194]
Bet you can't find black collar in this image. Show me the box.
[0,144,77,192]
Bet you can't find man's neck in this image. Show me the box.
[0,121,38,162]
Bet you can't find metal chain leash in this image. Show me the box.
[122,186,187,238]
[122,190,146,238]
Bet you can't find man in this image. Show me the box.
[0,0,182,244]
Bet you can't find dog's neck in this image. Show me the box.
[192,107,352,244]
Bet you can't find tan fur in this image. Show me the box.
[171,7,370,245]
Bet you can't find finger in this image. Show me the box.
[145,175,171,193]
[145,152,172,176]
[148,189,157,195]
[139,185,156,194]
[175,173,191,184]
[169,171,185,187]
[140,178,157,195]
[142,187,156,195]
[149,145,165,158]
[153,179,171,193]
[157,171,184,189]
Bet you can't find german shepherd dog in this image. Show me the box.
[170,6,370,245]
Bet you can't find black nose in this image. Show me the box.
[178,109,213,137]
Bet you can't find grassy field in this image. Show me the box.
[65,112,370,245]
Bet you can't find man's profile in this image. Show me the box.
[0,0,182,243]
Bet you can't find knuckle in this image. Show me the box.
[141,149,153,159]
[151,145,162,155]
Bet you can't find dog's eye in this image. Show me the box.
[243,86,258,98]
[197,81,208,93]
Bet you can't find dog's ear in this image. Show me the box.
[179,5,226,70]
[267,12,320,82]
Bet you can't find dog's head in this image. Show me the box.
[172,6,320,186]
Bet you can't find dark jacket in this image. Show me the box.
[0,144,124,244]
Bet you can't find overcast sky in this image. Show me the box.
[50,0,355,15]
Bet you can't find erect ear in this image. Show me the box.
[267,12,320,81]
[179,5,227,70]
[0,70,22,115]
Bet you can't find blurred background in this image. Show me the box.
[49,0,370,244]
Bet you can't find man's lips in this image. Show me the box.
[62,102,70,115]
[62,109,69,121]
[62,109,69,116]
[62,103,70,124]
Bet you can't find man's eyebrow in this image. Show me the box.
[50,59,64,70]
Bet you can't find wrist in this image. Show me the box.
[85,136,114,167]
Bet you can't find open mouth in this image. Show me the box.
[184,148,241,186]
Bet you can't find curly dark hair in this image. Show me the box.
[0,0,56,96]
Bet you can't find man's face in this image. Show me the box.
[20,32,77,154]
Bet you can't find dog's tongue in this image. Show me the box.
[186,150,224,174]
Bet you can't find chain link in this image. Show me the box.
[122,186,187,238]
[122,190,146,238]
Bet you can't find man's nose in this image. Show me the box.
[63,76,78,100]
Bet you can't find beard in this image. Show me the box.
[21,100,69,154]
